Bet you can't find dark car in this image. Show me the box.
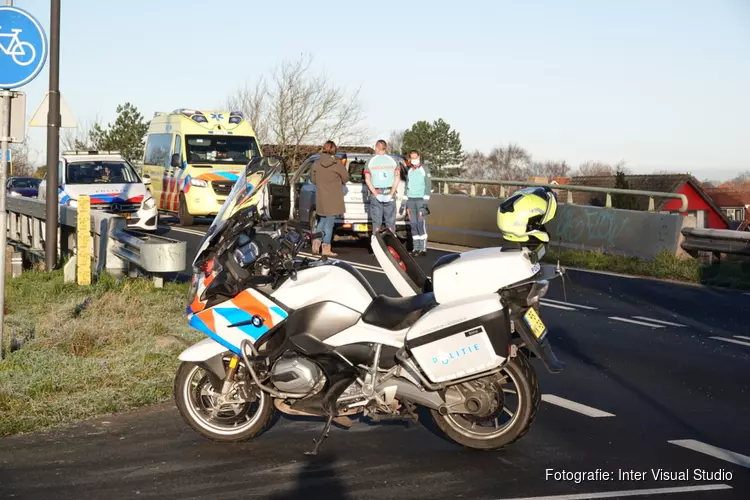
[7,177,41,198]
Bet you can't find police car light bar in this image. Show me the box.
[62,150,122,156]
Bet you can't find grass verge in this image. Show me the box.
[543,248,750,290]
[0,271,197,438]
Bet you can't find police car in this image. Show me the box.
[38,151,158,231]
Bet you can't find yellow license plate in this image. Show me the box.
[524,307,547,339]
[117,212,131,219]
[354,224,369,232]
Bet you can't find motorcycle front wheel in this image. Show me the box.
[431,351,540,450]
[173,361,275,442]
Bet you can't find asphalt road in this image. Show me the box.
[1,220,749,500]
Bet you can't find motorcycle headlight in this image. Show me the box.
[190,178,208,188]
[525,280,549,306]
[233,241,260,267]
[142,195,156,210]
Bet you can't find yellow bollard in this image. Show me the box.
[76,195,92,286]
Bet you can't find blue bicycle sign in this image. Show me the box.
[0,6,47,89]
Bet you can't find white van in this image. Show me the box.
[291,153,410,239]
[38,151,159,231]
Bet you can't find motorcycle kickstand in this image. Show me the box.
[304,415,334,456]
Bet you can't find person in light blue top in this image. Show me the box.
[364,139,401,233]
[405,150,432,256]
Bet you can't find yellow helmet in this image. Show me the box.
[496,187,558,243]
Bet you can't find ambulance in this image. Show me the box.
[142,109,262,225]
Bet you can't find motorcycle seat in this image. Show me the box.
[361,292,437,331]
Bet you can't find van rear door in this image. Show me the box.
[343,157,370,230]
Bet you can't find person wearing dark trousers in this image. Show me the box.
[364,139,400,234]
[311,140,349,256]
[405,150,432,256]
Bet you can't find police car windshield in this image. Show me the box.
[185,135,261,165]
[66,161,140,185]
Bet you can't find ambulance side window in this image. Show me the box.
[173,135,183,167]
[144,133,172,168]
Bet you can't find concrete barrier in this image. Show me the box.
[426,194,692,259]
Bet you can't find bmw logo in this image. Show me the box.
[251,315,264,327]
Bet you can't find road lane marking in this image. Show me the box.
[710,336,750,348]
[496,484,732,500]
[541,298,597,310]
[631,316,686,327]
[668,439,750,468]
[169,227,208,236]
[541,394,615,418]
[539,302,576,311]
[734,335,750,341]
[608,317,665,328]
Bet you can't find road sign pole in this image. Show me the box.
[44,0,61,272]
[0,2,50,356]
[0,90,10,358]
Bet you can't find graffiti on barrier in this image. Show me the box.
[551,207,630,247]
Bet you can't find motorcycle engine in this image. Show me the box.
[270,355,325,394]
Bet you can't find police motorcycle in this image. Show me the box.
[174,155,566,455]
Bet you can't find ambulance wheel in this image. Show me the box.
[178,193,194,226]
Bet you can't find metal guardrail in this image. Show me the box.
[431,177,690,213]
[5,197,186,284]
[681,227,750,256]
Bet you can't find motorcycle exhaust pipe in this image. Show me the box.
[374,378,445,410]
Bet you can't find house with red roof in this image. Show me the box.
[704,188,750,230]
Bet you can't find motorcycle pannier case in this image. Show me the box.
[404,296,512,383]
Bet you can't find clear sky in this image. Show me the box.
[7,0,750,181]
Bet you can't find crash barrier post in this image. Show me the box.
[5,197,186,286]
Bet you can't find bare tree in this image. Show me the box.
[388,129,405,155]
[224,54,368,168]
[573,160,627,176]
[729,170,750,184]
[527,160,571,179]
[462,144,535,181]
[9,140,38,177]
[61,117,102,152]
[223,79,270,144]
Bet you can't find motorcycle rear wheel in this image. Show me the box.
[174,361,275,442]
[430,351,540,450]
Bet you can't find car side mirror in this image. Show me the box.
[170,154,181,168]
[142,174,151,186]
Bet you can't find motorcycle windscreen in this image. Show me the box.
[370,230,428,297]
[192,156,284,269]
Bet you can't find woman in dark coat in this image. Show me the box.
[311,140,349,256]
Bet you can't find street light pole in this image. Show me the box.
[44,0,61,271]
